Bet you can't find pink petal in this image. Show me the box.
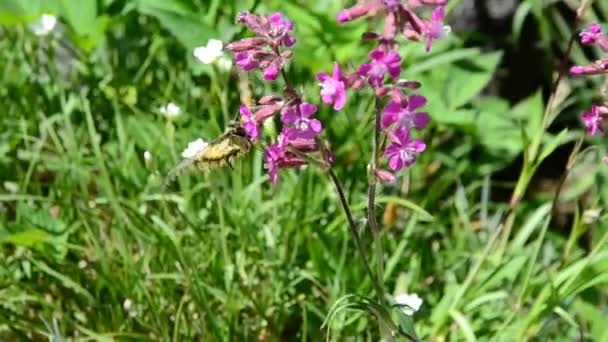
[388,154,403,171]
[332,62,342,79]
[316,72,330,81]
[409,139,426,153]
[309,119,323,133]
[333,87,346,110]
[300,103,318,117]
[408,95,427,111]
[412,113,429,129]
[263,64,280,80]
[369,48,386,60]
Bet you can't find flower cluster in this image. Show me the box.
[570,23,608,76]
[227,12,295,81]
[227,12,328,183]
[571,24,608,136]
[315,0,447,181]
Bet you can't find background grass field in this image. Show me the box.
[2,0,608,340]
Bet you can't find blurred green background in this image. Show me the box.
[2,0,608,340]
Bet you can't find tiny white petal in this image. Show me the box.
[159,102,181,118]
[207,39,223,52]
[123,299,133,311]
[193,39,224,64]
[181,138,208,159]
[394,293,423,315]
[144,151,152,161]
[31,14,57,36]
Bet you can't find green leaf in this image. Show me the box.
[0,0,60,24]
[512,2,533,44]
[135,0,215,49]
[444,51,503,109]
[511,90,544,140]
[538,129,568,163]
[58,0,97,36]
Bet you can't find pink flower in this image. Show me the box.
[423,6,445,52]
[580,23,603,45]
[381,94,429,130]
[384,127,426,171]
[282,103,323,139]
[264,138,287,183]
[235,52,258,71]
[263,134,307,183]
[358,48,402,86]
[317,62,347,110]
[570,60,608,76]
[268,12,296,47]
[582,105,605,136]
[375,169,396,183]
[240,105,259,141]
[263,62,280,80]
[229,12,296,80]
[337,2,385,23]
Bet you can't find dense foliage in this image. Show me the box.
[2,0,608,340]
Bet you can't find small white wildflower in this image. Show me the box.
[123,299,133,311]
[144,150,152,161]
[159,102,181,118]
[30,14,57,36]
[394,293,423,315]
[193,39,224,64]
[77,260,88,269]
[181,138,208,159]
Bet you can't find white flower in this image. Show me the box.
[394,293,423,315]
[144,150,152,161]
[30,14,57,36]
[193,39,224,64]
[123,299,133,311]
[159,102,181,118]
[181,138,208,159]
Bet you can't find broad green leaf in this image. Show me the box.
[511,90,543,140]
[0,0,60,24]
[444,51,503,109]
[135,0,215,49]
[538,129,568,163]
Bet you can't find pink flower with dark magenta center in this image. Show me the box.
[580,23,603,45]
[317,62,347,110]
[240,104,259,141]
[358,48,401,86]
[381,94,429,130]
[423,6,445,52]
[282,103,323,139]
[384,127,426,171]
[582,105,605,136]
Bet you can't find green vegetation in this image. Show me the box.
[1,0,608,340]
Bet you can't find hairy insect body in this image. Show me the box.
[162,127,252,189]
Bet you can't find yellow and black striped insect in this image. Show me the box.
[162,124,253,189]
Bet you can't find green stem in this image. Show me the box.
[327,168,384,300]
[368,95,386,303]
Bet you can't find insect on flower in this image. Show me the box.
[162,117,254,189]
